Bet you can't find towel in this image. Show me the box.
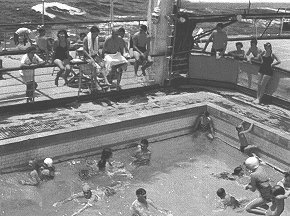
[87,32,99,56]
[104,52,128,72]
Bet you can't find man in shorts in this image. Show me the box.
[132,25,153,76]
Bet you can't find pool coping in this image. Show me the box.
[0,102,289,173]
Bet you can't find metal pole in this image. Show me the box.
[42,0,45,26]
[110,0,114,31]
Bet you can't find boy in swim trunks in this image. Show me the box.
[264,185,286,216]
[131,188,171,216]
[131,139,152,167]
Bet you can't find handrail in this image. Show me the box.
[0,53,165,73]
[187,50,290,75]
[0,18,147,29]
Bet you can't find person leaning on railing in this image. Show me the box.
[20,46,45,103]
[52,29,72,86]
[202,23,228,57]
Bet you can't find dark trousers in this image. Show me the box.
[26,81,38,98]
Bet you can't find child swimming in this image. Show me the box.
[277,171,290,199]
[216,188,241,209]
[131,188,171,216]
[131,139,152,167]
[79,147,132,180]
[264,185,286,216]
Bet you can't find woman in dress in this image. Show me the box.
[52,29,72,86]
[253,42,280,104]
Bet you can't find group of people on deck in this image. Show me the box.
[201,23,281,105]
[8,24,154,102]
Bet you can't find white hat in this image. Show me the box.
[44,158,53,167]
[244,157,259,170]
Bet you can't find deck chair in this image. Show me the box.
[77,62,109,96]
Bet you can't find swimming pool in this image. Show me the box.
[0,134,289,216]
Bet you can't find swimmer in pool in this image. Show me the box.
[19,159,42,186]
[79,147,133,179]
[131,139,151,167]
[236,121,261,157]
[211,166,244,181]
[40,157,55,180]
[244,157,272,215]
[277,171,290,199]
[216,188,241,209]
[53,183,116,216]
[193,111,215,140]
[131,188,171,216]
[264,185,286,216]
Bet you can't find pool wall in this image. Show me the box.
[208,104,290,171]
[0,104,206,172]
[0,103,289,172]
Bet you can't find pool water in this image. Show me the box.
[0,134,289,216]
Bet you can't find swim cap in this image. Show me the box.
[82,183,91,192]
[244,157,259,170]
[44,158,53,167]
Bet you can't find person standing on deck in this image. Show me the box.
[246,38,263,63]
[132,25,153,76]
[14,27,35,46]
[19,46,45,103]
[253,42,280,104]
[228,42,245,59]
[102,28,128,91]
[202,23,228,56]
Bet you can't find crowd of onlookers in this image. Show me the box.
[200,22,281,105]
[0,24,154,102]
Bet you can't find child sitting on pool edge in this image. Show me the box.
[192,111,215,140]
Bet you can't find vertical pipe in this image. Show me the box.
[4,32,7,51]
[110,0,114,31]
[42,0,45,26]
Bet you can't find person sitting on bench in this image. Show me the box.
[102,28,128,91]
[83,26,110,91]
